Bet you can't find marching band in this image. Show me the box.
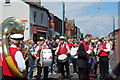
[0,17,119,80]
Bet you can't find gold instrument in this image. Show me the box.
[24,41,30,61]
[1,17,24,78]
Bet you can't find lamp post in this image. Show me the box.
[62,2,65,36]
[112,16,115,39]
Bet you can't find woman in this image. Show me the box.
[70,42,79,74]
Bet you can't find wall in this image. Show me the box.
[116,29,120,63]
[1,0,30,40]
[54,16,62,34]
[0,1,2,35]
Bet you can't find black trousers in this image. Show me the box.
[71,58,77,73]
[99,56,109,78]
[56,56,60,72]
[37,66,48,80]
[59,60,70,76]
[78,67,89,80]
[2,75,27,80]
[25,59,29,76]
[50,53,55,73]
[93,62,98,74]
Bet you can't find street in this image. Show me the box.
[28,58,117,80]
[0,58,118,80]
[29,64,99,80]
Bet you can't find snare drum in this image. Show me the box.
[58,54,68,63]
[40,49,53,67]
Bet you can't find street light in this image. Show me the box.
[112,16,115,39]
[62,2,65,36]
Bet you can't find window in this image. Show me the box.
[34,11,36,23]
[5,0,10,4]
[41,13,43,24]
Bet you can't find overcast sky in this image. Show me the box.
[42,2,118,38]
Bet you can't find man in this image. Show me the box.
[55,36,70,79]
[77,34,92,80]
[99,37,111,79]
[67,39,73,50]
[35,37,49,80]
[48,39,56,74]
[2,34,26,80]
[28,40,37,79]
[0,38,2,80]
[0,39,2,66]
[54,39,59,48]
[54,39,60,73]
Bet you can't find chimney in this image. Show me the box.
[23,0,41,6]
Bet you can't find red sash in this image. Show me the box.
[59,44,68,55]
[80,41,89,58]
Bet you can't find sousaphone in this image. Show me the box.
[1,17,25,78]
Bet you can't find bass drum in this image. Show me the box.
[58,54,68,63]
[40,49,53,67]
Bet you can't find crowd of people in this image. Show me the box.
[1,33,118,80]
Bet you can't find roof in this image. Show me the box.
[68,20,75,27]
[22,1,51,20]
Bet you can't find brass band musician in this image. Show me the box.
[2,34,26,80]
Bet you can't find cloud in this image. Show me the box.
[75,15,118,37]
[42,2,63,18]
[65,2,99,19]
[42,0,119,2]
[42,2,118,38]
[42,2,98,19]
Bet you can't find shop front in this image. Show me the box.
[32,26,47,43]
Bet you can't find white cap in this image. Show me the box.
[91,40,95,43]
[99,36,104,39]
[10,34,23,39]
[56,39,59,42]
[39,37,44,41]
[60,36,65,40]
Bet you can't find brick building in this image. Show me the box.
[65,19,81,40]
[109,28,120,63]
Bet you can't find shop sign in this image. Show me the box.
[32,26,38,34]
[38,26,47,31]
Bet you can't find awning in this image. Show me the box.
[37,30,47,33]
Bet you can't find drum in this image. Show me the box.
[58,54,68,63]
[40,49,53,67]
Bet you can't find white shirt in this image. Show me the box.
[70,47,78,58]
[0,45,2,54]
[35,43,49,55]
[11,45,26,72]
[0,45,3,61]
[70,47,78,56]
[103,42,111,52]
[35,45,39,55]
[87,49,92,55]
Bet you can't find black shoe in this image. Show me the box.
[43,78,48,80]
[66,76,71,79]
[59,76,65,79]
